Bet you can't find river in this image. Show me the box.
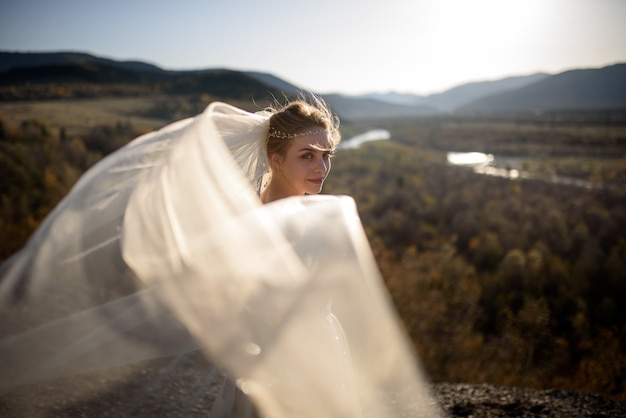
[340,133,610,191]
[338,129,390,149]
[447,152,608,190]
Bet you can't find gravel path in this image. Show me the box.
[434,383,626,417]
[1,351,624,417]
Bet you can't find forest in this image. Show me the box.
[1,98,625,404]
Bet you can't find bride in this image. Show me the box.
[0,96,441,417]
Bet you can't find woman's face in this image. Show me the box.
[270,132,334,196]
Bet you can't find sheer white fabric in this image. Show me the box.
[0,102,442,417]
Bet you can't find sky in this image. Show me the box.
[1,0,625,96]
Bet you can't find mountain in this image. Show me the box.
[0,53,288,102]
[240,74,438,118]
[323,94,436,120]
[458,63,626,114]
[0,52,315,98]
[2,51,624,117]
[423,73,550,112]
[244,71,304,97]
[351,74,550,112]
[0,51,163,74]
[352,92,427,107]
[346,65,625,115]
[0,62,169,85]
[0,51,438,119]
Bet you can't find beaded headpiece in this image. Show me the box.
[268,126,328,139]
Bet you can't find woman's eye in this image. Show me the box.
[300,151,334,160]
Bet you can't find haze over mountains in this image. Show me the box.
[1,51,625,119]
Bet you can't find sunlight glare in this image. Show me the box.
[408,0,554,92]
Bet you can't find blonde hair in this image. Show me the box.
[266,96,340,156]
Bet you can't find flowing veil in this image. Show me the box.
[0,102,442,417]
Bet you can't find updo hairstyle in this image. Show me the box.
[266,97,341,156]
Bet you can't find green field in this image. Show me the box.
[0,95,267,136]
[0,97,168,136]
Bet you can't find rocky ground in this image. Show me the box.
[1,351,624,417]
[433,383,626,417]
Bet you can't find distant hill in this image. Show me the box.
[352,92,427,107]
[458,63,626,114]
[423,73,550,112]
[0,63,168,85]
[348,65,625,115]
[241,73,438,118]
[244,71,304,97]
[0,51,438,119]
[0,51,164,74]
[1,51,624,118]
[323,94,436,120]
[351,73,550,112]
[0,53,287,102]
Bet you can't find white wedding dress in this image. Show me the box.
[0,103,442,417]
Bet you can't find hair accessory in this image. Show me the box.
[268,126,327,139]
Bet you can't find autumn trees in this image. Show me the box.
[325,118,626,402]
[0,118,141,259]
[2,111,625,402]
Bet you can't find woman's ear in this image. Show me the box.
[269,152,283,169]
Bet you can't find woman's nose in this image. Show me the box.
[314,157,328,173]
